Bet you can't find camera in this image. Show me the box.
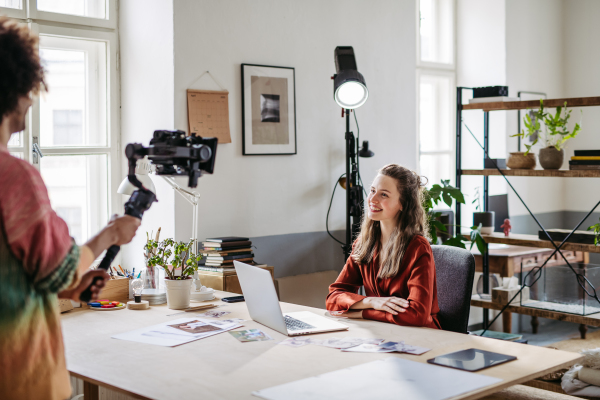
[125,130,218,188]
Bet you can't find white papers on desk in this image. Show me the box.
[112,317,242,347]
[253,357,501,400]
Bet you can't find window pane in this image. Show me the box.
[419,74,452,152]
[9,152,24,159]
[40,154,108,244]
[420,154,453,192]
[0,0,22,9]
[7,132,21,147]
[37,0,106,19]
[39,36,107,147]
[420,0,453,64]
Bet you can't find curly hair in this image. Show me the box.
[352,164,430,279]
[0,16,45,119]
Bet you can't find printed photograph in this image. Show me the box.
[168,320,221,334]
[229,329,273,342]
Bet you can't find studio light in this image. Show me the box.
[333,47,369,109]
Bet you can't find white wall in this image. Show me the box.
[170,0,417,242]
[119,0,176,269]
[505,0,565,217]
[563,0,600,212]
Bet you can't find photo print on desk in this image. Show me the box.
[241,64,296,155]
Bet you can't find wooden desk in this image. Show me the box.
[471,245,588,334]
[61,291,582,400]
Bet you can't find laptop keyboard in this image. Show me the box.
[285,315,316,331]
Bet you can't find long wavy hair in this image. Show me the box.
[352,164,430,279]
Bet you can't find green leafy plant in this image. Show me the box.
[145,238,200,280]
[513,99,582,155]
[424,180,487,254]
[588,222,600,246]
[472,186,481,211]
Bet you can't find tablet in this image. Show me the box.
[427,348,517,372]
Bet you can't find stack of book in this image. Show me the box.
[199,236,254,272]
[570,150,600,170]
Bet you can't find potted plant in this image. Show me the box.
[146,238,200,309]
[513,99,582,170]
[507,110,537,170]
[424,180,487,255]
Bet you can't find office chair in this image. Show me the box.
[431,245,475,334]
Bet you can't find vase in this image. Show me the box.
[506,152,536,170]
[164,278,193,309]
[143,265,159,289]
[473,211,495,235]
[539,147,564,170]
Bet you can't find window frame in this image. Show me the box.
[416,0,457,187]
[2,3,121,249]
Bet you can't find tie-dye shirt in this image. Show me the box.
[0,145,79,400]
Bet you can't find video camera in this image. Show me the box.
[79,130,217,302]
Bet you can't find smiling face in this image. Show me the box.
[367,174,403,223]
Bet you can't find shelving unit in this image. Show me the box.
[456,91,600,329]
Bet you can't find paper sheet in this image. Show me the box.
[187,89,231,143]
[112,317,242,347]
[253,357,501,400]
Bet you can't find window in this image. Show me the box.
[416,0,456,191]
[3,1,119,245]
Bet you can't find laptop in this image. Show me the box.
[233,261,349,336]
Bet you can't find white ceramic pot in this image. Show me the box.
[164,278,193,309]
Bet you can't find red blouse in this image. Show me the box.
[326,235,441,329]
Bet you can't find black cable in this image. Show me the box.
[461,120,600,335]
[327,173,346,245]
[354,110,368,197]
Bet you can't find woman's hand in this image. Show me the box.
[59,269,110,302]
[364,297,409,315]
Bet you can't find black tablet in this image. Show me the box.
[427,348,517,372]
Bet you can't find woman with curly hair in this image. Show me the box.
[326,164,441,329]
[0,17,140,399]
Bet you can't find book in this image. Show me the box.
[574,150,600,157]
[468,96,518,104]
[201,245,252,252]
[538,229,596,245]
[571,156,600,161]
[471,329,522,341]
[570,160,600,165]
[206,253,254,261]
[197,266,235,272]
[201,248,253,256]
[570,165,600,170]
[202,240,251,248]
[204,236,250,243]
[205,257,254,266]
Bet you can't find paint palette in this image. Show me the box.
[88,300,126,311]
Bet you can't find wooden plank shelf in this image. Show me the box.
[461,169,600,177]
[463,232,600,254]
[461,96,600,111]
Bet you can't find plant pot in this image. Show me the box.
[539,147,564,170]
[506,152,536,170]
[473,211,495,235]
[164,278,193,309]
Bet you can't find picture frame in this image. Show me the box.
[241,64,297,155]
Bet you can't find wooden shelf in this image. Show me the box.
[464,232,600,254]
[461,169,600,177]
[461,96,600,111]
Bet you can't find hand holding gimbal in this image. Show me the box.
[79,130,217,302]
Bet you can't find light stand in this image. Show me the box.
[333,46,370,259]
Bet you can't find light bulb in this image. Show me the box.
[335,81,368,109]
[132,278,144,303]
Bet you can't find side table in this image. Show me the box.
[197,266,278,297]
[471,245,588,335]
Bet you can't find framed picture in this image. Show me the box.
[241,64,297,155]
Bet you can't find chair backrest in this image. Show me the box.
[431,245,475,334]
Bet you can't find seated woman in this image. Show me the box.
[326,164,441,329]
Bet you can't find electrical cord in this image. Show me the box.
[326,173,347,245]
[354,110,368,197]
